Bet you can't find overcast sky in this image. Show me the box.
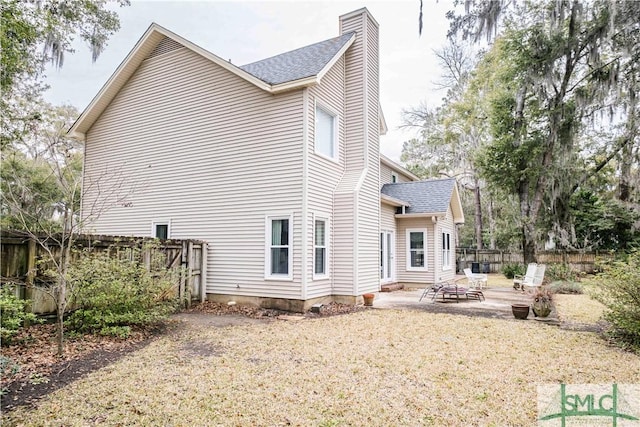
[43,0,458,161]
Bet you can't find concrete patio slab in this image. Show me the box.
[372,286,556,321]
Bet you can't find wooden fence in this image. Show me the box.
[456,248,616,274]
[0,231,206,314]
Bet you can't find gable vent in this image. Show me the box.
[147,37,184,59]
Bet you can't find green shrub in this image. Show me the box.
[547,280,584,294]
[1,285,38,346]
[593,251,640,350]
[67,246,179,337]
[546,263,581,282]
[501,263,524,279]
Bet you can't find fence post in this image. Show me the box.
[187,241,194,308]
[24,238,37,323]
[200,242,207,303]
[180,241,187,306]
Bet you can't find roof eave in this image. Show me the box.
[450,183,465,224]
[381,193,410,207]
[395,213,446,219]
[270,76,319,93]
[316,33,356,83]
[380,155,420,181]
[379,104,388,135]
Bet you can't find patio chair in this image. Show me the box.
[522,263,546,293]
[513,263,537,291]
[463,268,488,290]
[420,281,484,303]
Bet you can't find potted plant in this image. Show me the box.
[362,293,375,306]
[531,287,553,317]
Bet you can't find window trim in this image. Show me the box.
[265,214,293,281]
[406,228,428,271]
[151,220,171,239]
[313,215,329,280]
[442,229,452,271]
[314,101,339,162]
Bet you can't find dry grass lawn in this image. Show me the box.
[4,309,639,426]
[554,294,606,324]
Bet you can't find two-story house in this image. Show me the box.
[70,8,464,311]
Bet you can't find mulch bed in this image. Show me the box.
[1,301,363,412]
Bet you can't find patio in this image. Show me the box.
[374,281,553,321]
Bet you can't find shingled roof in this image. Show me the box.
[381,178,458,215]
[240,32,356,85]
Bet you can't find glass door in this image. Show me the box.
[380,231,395,283]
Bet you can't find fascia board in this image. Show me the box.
[380,155,420,181]
[381,194,409,207]
[68,23,165,139]
[394,213,446,219]
[316,33,356,83]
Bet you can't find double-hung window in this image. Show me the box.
[406,229,427,270]
[315,104,336,160]
[442,231,451,270]
[314,218,327,277]
[266,216,292,279]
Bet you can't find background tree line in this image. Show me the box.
[406,0,640,263]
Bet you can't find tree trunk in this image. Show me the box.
[488,196,496,249]
[518,182,537,264]
[56,277,66,356]
[474,180,483,249]
[522,223,537,265]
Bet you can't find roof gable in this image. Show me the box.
[380,178,465,223]
[68,23,355,140]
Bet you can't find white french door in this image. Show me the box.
[380,231,395,283]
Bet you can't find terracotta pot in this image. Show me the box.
[363,293,375,306]
[511,304,530,320]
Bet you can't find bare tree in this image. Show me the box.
[1,105,139,355]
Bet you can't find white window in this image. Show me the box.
[406,229,428,270]
[442,231,451,270]
[152,220,170,239]
[315,104,336,159]
[314,218,328,277]
[266,215,292,279]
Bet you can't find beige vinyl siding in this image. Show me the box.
[380,203,396,231]
[396,218,436,286]
[306,56,346,298]
[380,162,413,185]
[435,206,457,282]
[82,45,305,299]
[332,9,381,296]
[355,12,381,295]
[340,14,365,172]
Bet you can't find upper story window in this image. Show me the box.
[266,215,293,280]
[315,104,337,160]
[391,173,398,183]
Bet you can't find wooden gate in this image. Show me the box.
[0,231,207,314]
